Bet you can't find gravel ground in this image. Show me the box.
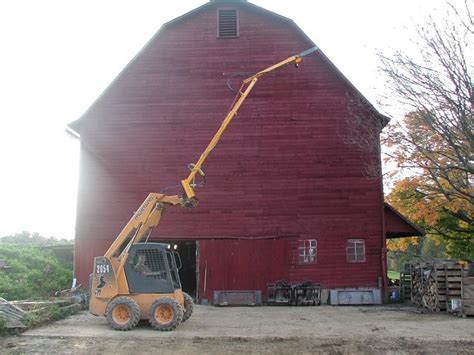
[1,304,473,354]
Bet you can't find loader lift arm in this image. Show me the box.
[106,47,318,261]
[181,46,318,202]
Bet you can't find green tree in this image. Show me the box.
[0,231,70,245]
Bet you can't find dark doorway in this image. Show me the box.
[163,240,197,298]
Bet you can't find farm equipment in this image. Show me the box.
[89,47,318,330]
[267,280,321,306]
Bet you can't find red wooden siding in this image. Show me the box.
[198,239,288,301]
[286,235,382,289]
[384,203,425,238]
[198,233,383,302]
[72,1,386,297]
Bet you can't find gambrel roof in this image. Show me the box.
[67,0,389,136]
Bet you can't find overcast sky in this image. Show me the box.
[0,0,453,239]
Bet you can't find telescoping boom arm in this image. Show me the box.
[181,46,318,202]
[105,47,318,260]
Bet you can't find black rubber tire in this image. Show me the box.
[148,297,183,331]
[182,292,194,322]
[106,296,141,331]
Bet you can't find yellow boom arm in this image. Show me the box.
[181,46,318,202]
[105,47,317,260]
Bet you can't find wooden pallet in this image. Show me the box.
[400,272,412,302]
[436,263,462,313]
[0,298,26,328]
[461,273,474,317]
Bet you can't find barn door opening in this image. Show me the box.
[163,240,197,298]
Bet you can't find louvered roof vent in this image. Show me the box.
[218,9,238,38]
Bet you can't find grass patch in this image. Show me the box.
[22,312,42,328]
[388,270,400,280]
[21,304,81,329]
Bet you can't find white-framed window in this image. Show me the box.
[298,239,317,264]
[346,239,366,263]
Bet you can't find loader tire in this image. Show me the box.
[106,296,141,331]
[148,297,183,331]
[182,292,194,322]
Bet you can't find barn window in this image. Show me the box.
[346,239,366,263]
[218,9,238,38]
[298,239,317,264]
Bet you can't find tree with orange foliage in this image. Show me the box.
[387,177,470,259]
[380,2,473,259]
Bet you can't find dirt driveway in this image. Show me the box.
[2,305,473,354]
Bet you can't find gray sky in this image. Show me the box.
[0,0,452,239]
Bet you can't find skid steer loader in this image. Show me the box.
[89,46,318,331]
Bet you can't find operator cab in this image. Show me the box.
[124,243,182,293]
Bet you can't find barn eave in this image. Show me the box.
[384,202,425,239]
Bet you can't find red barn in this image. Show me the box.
[68,0,422,304]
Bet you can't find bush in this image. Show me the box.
[21,312,41,328]
[0,234,73,300]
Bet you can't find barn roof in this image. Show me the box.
[67,0,390,135]
[384,203,425,238]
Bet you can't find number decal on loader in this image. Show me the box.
[96,264,110,274]
[92,257,116,298]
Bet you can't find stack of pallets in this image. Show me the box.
[410,260,463,313]
[435,262,462,313]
